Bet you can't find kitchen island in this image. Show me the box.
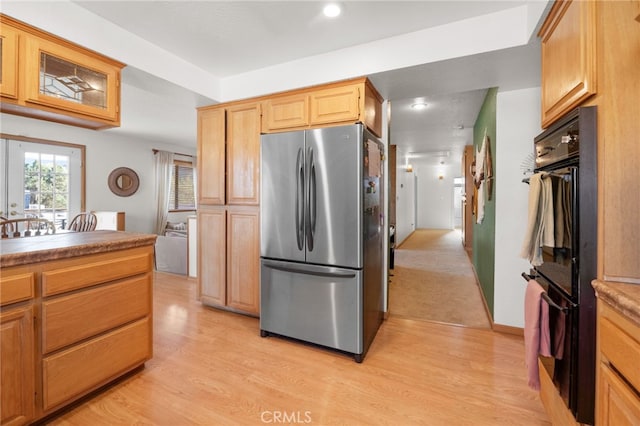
[0,231,156,425]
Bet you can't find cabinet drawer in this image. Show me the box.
[600,315,640,392]
[42,251,151,296]
[42,317,151,411]
[0,273,35,306]
[42,275,151,353]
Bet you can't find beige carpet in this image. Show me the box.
[389,229,491,329]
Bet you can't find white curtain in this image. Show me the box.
[154,150,175,235]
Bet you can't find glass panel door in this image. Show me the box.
[3,139,81,230]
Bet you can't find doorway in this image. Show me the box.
[1,136,85,229]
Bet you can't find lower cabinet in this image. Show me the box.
[596,300,640,425]
[0,243,154,425]
[198,207,260,316]
[0,305,35,426]
[598,363,640,425]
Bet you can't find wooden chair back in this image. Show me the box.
[0,218,56,239]
[67,212,98,232]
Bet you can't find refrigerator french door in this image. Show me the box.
[260,124,383,362]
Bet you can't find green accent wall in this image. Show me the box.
[472,88,497,318]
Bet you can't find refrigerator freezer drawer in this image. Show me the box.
[260,259,363,354]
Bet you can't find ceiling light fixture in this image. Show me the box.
[411,102,428,110]
[323,3,341,18]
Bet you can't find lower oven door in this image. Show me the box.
[536,276,577,414]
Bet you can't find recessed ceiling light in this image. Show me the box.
[411,102,428,110]
[323,3,341,18]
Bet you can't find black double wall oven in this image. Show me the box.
[525,106,597,425]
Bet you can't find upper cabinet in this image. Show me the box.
[226,102,261,206]
[197,102,261,207]
[197,108,226,205]
[538,0,597,128]
[0,14,124,130]
[0,24,19,99]
[261,78,383,137]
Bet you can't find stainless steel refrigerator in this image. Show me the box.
[260,123,384,362]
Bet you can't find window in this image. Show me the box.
[169,160,195,211]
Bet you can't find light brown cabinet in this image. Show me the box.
[0,23,19,99]
[261,78,383,137]
[262,93,309,131]
[0,14,124,130]
[538,1,640,283]
[0,305,35,426]
[226,103,261,205]
[197,108,226,205]
[197,78,385,317]
[538,0,597,128]
[197,102,261,206]
[198,208,227,307]
[0,240,154,424]
[226,208,260,314]
[198,207,259,316]
[197,101,260,316]
[596,300,640,425]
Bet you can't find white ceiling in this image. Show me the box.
[62,1,549,165]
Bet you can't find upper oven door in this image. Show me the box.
[535,166,578,300]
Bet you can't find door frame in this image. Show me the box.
[1,133,86,215]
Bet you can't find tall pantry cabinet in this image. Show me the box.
[197,102,261,316]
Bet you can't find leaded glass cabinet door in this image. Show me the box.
[24,36,120,123]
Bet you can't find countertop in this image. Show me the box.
[593,279,640,327]
[0,230,157,268]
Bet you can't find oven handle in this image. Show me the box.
[521,272,575,312]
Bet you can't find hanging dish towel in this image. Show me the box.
[524,279,551,390]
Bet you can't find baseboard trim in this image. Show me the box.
[469,262,494,328]
[493,323,524,336]
[395,230,415,249]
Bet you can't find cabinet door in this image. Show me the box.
[226,103,261,205]
[198,208,226,307]
[310,84,360,126]
[262,93,309,132]
[0,24,19,99]
[227,208,260,315]
[0,305,35,426]
[539,0,596,128]
[198,108,226,205]
[23,35,120,122]
[597,363,640,426]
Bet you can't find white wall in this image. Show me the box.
[395,156,416,245]
[415,163,458,230]
[1,113,196,234]
[493,87,541,328]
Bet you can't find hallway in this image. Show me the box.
[389,229,491,328]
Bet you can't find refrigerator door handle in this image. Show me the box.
[262,259,357,278]
[306,146,316,252]
[295,147,304,251]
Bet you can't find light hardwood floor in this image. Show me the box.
[47,272,550,425]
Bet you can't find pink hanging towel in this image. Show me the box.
[523,279,551,390]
